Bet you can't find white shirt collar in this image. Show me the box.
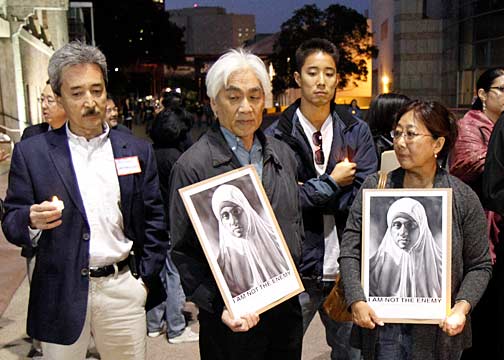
[66,122,110,146]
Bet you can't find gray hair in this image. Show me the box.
[205,48,271,100]
[48,41,108,96]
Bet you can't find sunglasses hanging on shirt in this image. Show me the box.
[312,131,325,165]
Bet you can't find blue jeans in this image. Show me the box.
[299,277,361,360]
[375,324,412,360]
[146,250,186,338]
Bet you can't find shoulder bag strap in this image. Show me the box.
[377,171,388,189]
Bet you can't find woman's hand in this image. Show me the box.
[351,301,384,329]
[439,300,470,336]
[221,309,260,332]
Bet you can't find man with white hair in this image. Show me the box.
[169,48,304,359]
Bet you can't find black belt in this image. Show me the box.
[89,257,129,278]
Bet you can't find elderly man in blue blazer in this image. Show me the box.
[2,42,168,360]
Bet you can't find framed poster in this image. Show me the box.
[362,188,452,324]
[178,165,304,319]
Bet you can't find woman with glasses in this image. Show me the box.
[450,68,504,359]
[450,68,504,259]
[339,100,492,359]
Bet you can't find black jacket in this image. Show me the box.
[268,100,377,277]
[169,125,303,314]
[150,107,193,219]
[21,123,50,141]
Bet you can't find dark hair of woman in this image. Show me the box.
[472,68,504,110]
[394,100,458,162]
[149,107,193,151]
[366,93,410,136]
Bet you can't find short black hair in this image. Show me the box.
[366,93,410,136]
[472,68,504,110]
[295,38,339,73]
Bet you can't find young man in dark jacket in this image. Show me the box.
[268,38,378,360]
[169,48,304,359]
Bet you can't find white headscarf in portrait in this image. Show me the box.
[370,197,442,297]
[211,184,288,297]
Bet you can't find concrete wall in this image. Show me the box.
[43,9,68,50]
[20,29,52,127]
[371,0,395,95]
[0,0,68,141]
[393,0,444,102]
[0,38,18,133]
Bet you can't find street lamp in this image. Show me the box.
[381,75,390,94]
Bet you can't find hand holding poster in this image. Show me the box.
[179,166,304,319]
[362,188,452,323]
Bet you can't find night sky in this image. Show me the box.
[165,0,370,33]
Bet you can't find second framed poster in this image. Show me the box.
[362,188,452,323]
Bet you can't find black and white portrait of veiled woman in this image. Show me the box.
[211,184,288,297]
[369,197,442,298]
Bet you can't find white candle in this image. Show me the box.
[51,196,64,211]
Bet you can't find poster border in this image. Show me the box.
[361,188,452,324]
[178,165,304,319]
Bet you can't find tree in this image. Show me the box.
[271,4,378,95]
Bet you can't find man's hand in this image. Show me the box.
[29,201,63,230]
[0,149,10,162]
[330,159,356,187]
[221,309,260,332]
[351,301,384,329]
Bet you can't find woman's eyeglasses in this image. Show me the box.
[391,129,433,142]
[312,131,325,165]
[490,86,504,93]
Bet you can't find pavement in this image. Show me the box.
[0,122,332,359]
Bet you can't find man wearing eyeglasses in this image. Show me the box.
[22,81,67,140]
[268,38,377,360]
[19,80,68,357]
[105,96,132,134]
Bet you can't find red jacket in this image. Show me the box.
[450,109,500,262]
[450,110,494,190]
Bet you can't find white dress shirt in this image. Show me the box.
[297,108,340,280]
[66,123,132,267]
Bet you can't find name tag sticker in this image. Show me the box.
[115,156,141,176]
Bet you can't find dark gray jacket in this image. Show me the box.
[169,125,303,314]
[339,167,492,359]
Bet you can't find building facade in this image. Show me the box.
[0,0,68,141]
[370,0,504,107]
[169,6,255,56]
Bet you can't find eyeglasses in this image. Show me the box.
[312,131,325,165]
[39,97,57,106]
[391,129,433,142]
[490,86,504,93]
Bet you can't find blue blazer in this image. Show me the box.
[2,126,169,345]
